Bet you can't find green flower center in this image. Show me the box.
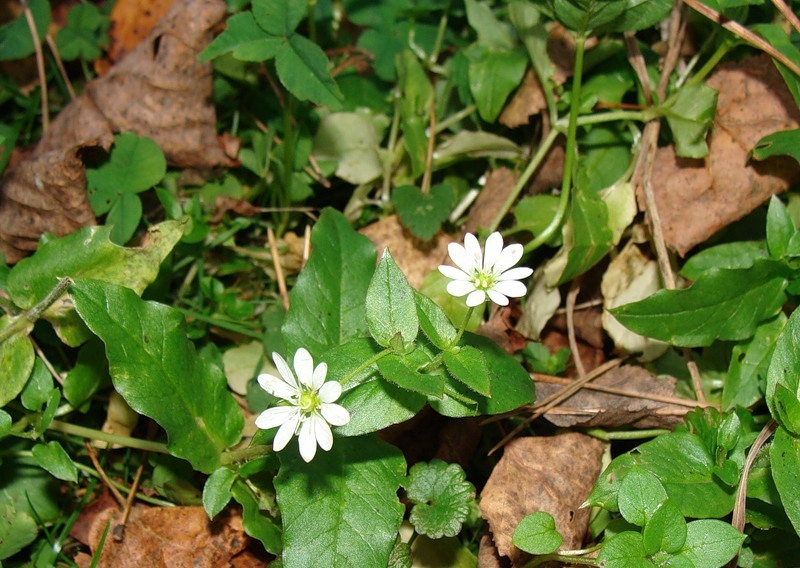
[472,270,496,292]
[298,391,320,414]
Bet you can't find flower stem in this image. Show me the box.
[524,553,600,567]
[451,306,475,347]
[338,347,393,386]
[47,420,170,454]
[584,428,670,441]
[220,444,271,466]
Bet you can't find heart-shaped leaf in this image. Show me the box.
[393,184,454,241]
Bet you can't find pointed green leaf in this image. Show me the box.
[753,129,800,166]
[198,12,281,62]
[366,250,419,349]
[597,531,653,568]
[282,208,376,357]
[672,520,745,568]
[31,441,78,483]
[71,279,243,473]
[0,316,34,407]
[681,241,769,281]
[275,35,343,108]
[513,511,563,555]
[618,468,668,527]
[377,353,443,398]
[406,460,476,539]
[230,480,282,553]
[770,426,800,538]
[414,290,458,350]
[642,499,687,555]
[442,346,491,397]
[21,359,52,411]
[468,48,528,122]
[252,0,305,37]
[63,338,109,408]
[766,195,795,259]
[611,259,789,347]
[558,182,614,284]
[767,307,800,432]
[465,0,514,50]
[203,467,237,519]
[662,83,718,159]
[275,435,405,568]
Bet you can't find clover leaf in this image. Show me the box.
[406,459,476,539]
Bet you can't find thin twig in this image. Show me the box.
[772,0,800,36]
[566,277,586,377]
[487,358,624,455]
[114,456,146,541]
[624,32,653,104]
[84,442,126,508]
[683,0,800,77]
[31,339,64,385]
[267,227,290,311]
[302,224,311,269]
[45,34,76,100]
[20,0,49,133]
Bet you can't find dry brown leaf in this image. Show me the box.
[0,140,105,263]
[37,0,235,169]
[541,328,606,375]
[480,434,606,565]
[211,195,261,223]
[499,70,547,128]
[465,168,518,234]
[74,503,252,567]
[648,54,800,256]
[478,533,506,568]
[535,365,686,429]
[359,214,450,289]
[104,0,177,68]
[477,305,528,354]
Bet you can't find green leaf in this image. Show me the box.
[55,3,106,61]
[324,339,426,436]
[7,221,183,346]
[430,333,536,417]
[611,259,790,347]
[203,467,237,519]
[751,24,800,108]
[282,208,376,357]
[71,279,243,473]
[275,35,343,109]
[388,540,412,568]
[673,520,745,568]
[31,441,78,483]
[432,130,522,168]
[377,353,443,398]
[752,129,800,167]
[662,83,718,159]
[468,48,528,123]
[251,0,305,37]
[558,182,614,285]
[366,250,419,349]
[766,196,796,259]
[0,503,37,560]
[0,0,50,61]
[414,290,458,350]
[442,346,491,397]
[513,511,563,555]
[0,316,35,407]
[198,13,281,62]
[0,410,10,439]
[21,359,53,411]
[406,459,476,539]
[547,0,628,33]
[230,480,282,553]
[766,308,800,431]
[86,133,166,215]
[773,384,800,435]
[63,338,109,408]
[514,195,562,246]
[681,241,769,281]
[770,426,800,537]
[598,0,673,32]
[465,0,514,49]
[106,191,143,245]
[275,435,406,567]
[642,499,687,555]
[618,468,668,527]
[598,531,654,567]
[312,112,383,185]
[393,184,454,241]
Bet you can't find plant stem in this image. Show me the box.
[221,444,271,465]
[452,306,475,347]
[174,307,264,340]
[525,553,600,567]
[47,420,170,454]
[0,277,73,345]
[72,462,176,507]
[584,428,670,441]
[338,348,393,385]
[686,40,733,87]
[434,104,478,134]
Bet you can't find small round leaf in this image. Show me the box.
[406,459,475,538]
[512,511,563,555]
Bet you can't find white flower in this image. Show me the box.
[255,348,350,463]
[438,232,533,307]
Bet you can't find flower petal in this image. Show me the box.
[498,266,533,281]
[447,280,476,297]
[466,289,486,307]
[448,242,477,275]
[298,419,318,462]
[318,380,342,403]
[294,348,315,388]
[463,233,484,268]
[486,289,510,305]
[273,412,301,452]
[438,264,471,281]
[493,243,524,274]
[312,414,333,451]
[255,405,297,430]
[493,279,528,298]
[311,362,328,390]
[257,373,298,401]
[272,352,299,390]
[483,232,504,270]
[321,402,351,426]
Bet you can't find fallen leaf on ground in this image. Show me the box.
[465,168,517,234]
[648,54,800,256]
[102,0,177,70]
[535,365,686,429]
[360,215,450,289]
[73,503,254,567]
[477,305,528,354]
[478,533,505,568]
[480,433,606,565]
[0,140,104,263]
[541,328,606,375]
[500,70,547,129]
[37,0,235,169]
